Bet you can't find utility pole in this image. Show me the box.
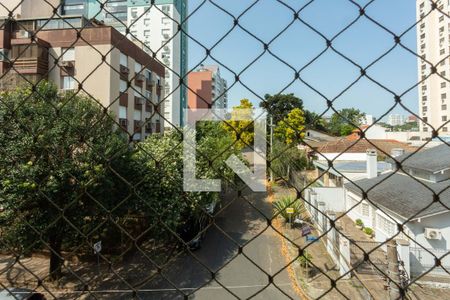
[387,239,402,300]
[270,115,274,182]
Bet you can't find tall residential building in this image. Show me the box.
[127,0,188,129]
[59,0,188,129]
[388,114,406,126]
[417,0,449,135]
[187,65,228,109]
[0,15,165,140]
[0,0,60,18]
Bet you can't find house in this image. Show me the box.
[345,144,450,279]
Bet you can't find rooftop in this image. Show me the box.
[315,138,417,156]
[392,144,450,173]
[314,160,391,176]
[345,172,450,220]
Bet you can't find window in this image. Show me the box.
[362,203,370,217]
[442,82,447,88]
[444,127,449,132]
[440,15,445,22]
[120,80,127,93]
[119,106,127,119]
[131,8,137,18]
[62,76,75,90]
[423,117,428,122]
[443,104,448,110]
[422,106,428,112]
[423,126,428,132]
[120,52,128,67]
[144,19,150,26]
[442,93,447,100]
[423,96,427,101]
[134,110,142,121]
[135,62,142,74]
[441,71,446,76]
[441,48,446,55]
[442,116,448,122]
[144,30,150,37]
[62,48,75,61]
[377,214,395,236]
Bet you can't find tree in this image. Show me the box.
[304,110,327,131]
[326,108,365,136]
[0,82,132,280]
[260,93,303,124]
[270,139,308,180]
[223,99,255,149]
[274,108,306,145]
[133,122,240,238]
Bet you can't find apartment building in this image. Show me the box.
[0,0,59,19]
[127,0,188,129]
[0,16,165,140]
[417,0,450,134]
[187,65,228,109]
[388,114,406,126]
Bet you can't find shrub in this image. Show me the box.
[355,219,364,227]
[298,251,313,268]
[273,196,305,222]
[363,227,374,236]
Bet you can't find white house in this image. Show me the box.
[345,144,450,279]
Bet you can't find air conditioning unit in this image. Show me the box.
[424,228,442,240]
[61,61,74,68]
[16,30,30,38]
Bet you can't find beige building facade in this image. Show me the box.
[0,0,60,19]
[417,0,450,134]
[0,16,165,140]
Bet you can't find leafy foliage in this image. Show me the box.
[270,139,308,180]
[326,108,365,136]
[355,219,364,227]
[298,251,313,268]
[0,82,132,279]
[273,196,305,222]
[260,93,303,124]
[274,108,306,145]
[222,99,255,149]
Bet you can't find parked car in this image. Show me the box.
[178,200,220,250]
[0,289,46,300]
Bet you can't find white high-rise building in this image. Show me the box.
[417,0,449,135]
[388,114,406,127]
[127,0,187,129]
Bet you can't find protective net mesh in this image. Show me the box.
[0,0,449,299]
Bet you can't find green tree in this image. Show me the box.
[270,139,308,180]
[304,110,327,131]
[274,108,306,145]
[223,99,255,149]
[260,93,303,124]
[0,82,132,280]
[326,108,365,136]
[133,124,240,240]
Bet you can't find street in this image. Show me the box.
[92,188,300,299]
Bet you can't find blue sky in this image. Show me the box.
[186,0,419,120]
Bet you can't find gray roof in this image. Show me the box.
[392,144,450,173]
[314,160,391,176]
[345,172,450,219]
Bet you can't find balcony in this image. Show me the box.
[13,57,48,75]
[135,73,145,86]
[134,120,144,132]
[60,60,75,76]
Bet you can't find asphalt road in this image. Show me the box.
[88,188,299,300]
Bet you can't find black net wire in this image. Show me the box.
[0,0,450,299]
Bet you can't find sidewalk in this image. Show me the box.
[271,184,369,300]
